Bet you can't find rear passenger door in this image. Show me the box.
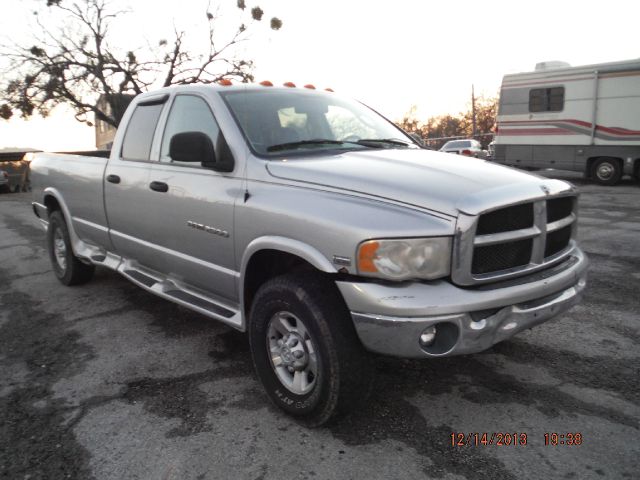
[104,96,168,267]
[144,94,240,302]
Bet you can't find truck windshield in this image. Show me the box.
[220,89,416,157]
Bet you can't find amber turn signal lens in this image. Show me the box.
[358,241,380,273]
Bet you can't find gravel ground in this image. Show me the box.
[1,171,638,480]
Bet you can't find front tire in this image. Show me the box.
[47,211,95,286]
[591,157,621,186]
[249,272,374,427]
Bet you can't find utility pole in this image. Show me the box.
[471,84,477,138]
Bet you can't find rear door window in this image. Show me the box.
[121,103,164,161]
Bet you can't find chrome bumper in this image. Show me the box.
[336,249,588,358]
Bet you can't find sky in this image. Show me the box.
[0,0,638,151]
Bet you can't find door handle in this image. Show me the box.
[106,174,121,184]
[149,181,169,192]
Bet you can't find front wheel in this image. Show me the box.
[249,272,374,426]
[591,157,621,186]
[47,211,95,285]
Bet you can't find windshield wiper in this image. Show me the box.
[267,139,354,152]
[355,138,414,148]
[266,138,411,153]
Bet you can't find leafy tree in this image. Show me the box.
[0,0,282,127]
[399,95,498,149]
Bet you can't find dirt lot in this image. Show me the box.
[1,171,638,480]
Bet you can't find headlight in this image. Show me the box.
[357,237,452,281]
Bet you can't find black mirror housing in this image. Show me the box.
[169,131,234,172]
[169,131,215,164]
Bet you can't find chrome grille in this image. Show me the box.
[453,195,577,286]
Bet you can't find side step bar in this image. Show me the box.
[119,265,242,329]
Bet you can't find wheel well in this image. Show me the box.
[243,250,317,317]
[44,195,61,217]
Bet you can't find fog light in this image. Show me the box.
[419,326,437,346]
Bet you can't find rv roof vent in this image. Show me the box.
[535,61,571,71]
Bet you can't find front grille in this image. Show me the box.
[545,224,572,257]
[476,203,533,234]
[454,194,577,284]
[472,238,533,274]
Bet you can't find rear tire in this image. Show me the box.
[249,272,374,427]
[591,157,621,186]
[47,211,95,285]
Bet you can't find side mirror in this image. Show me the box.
[169,131,215,164]
[169,131,235,172]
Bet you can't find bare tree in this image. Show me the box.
[0,0,282,127]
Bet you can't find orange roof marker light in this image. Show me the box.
[259,80,274,87]
[217,79,233,86]
[303,84,316,90]
[283,82,296,88]
[324,87,334,92]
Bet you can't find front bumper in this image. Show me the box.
[336,248,588,358]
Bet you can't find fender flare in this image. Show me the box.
[239,236,337,326]
[42,188,85,258]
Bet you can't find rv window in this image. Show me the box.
[548,87,564,111]
[529,87,564,112]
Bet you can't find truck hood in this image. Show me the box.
[265,149,574,217]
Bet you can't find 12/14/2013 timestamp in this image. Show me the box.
[450,432,583,447]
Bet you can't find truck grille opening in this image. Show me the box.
[472,238,533,274]
[547,197,573,223]
[545,225,572,257]
[476,203,533,234]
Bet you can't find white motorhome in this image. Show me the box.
[494,58,640,185]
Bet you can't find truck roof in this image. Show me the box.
[134,82,335,101]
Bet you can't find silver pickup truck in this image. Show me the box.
[31,84,588,425]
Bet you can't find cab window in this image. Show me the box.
[121,103,163,161]
[161,95,221,163]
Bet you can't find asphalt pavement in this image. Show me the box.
[1,171,638,480]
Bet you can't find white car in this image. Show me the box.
[439,139,484,158]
